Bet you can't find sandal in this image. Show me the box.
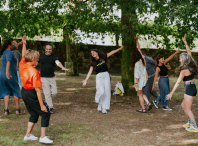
[16,108,25,115]
[4,109,10,116]
[136,109,146,113]
[147,104,153,111]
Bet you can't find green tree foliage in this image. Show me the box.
[1,0,197,91]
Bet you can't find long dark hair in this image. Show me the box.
[156,54,164,66]
[131,51,145,71]
[0,40,12,55]
[90,49,107,71]
[178,53,198,75]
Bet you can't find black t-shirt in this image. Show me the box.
[39,53,58,77]
[90,56,108,74]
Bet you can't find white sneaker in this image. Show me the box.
[24,134,38,141]
[163,106,172,111]
[97,104,102,112]
[102,108,107,114]
[39,136,53,144]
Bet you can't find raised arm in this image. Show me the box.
[82,66,93,86]
[166,71,185,100]
[14,41,23,48]
[182,34,192,56]
[134,36,143,58]
[152,67,160,91]
[55,60,69,71]
[107,46,124,58]
[164,50,180,64]
[21,36,27,57]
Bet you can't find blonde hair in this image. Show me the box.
[25,49,40,62]
[12,41,17,45]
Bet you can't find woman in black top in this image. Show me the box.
[166,34,198,132]
[152,50,180,111]
[82,46,124,114]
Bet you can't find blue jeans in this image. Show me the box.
[157,77,170,106]
[144,76,159,102]
[17,71,22,90]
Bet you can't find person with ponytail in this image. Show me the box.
[0,39,25,115]
[82,46,124,114]
[152,49,180,111]
[166,34,198,132]
[131,51,152,113]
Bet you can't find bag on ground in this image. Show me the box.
[113,82,124,96]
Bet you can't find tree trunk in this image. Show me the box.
[121,4,138,93]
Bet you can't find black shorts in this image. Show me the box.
[21,88,51,127]
[184,82,197,97]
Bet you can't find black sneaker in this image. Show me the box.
[49,108,54,114]
[162,106,172,111]
[153,100,159,109]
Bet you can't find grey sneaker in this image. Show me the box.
[49,108,54,114]
[163,106,172,111]
[153,100,159,109]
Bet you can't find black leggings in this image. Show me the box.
[21,88,51,127]
[184,82,197,97]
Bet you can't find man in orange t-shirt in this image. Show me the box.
[19,36,53,144]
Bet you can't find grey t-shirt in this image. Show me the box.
[144,56,155,77]
[12,50,22,70]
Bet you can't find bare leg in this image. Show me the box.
[26,122,35,137]
[4,95,10,115]
[137,90,145,109]
[181,98,188,115]
[41,127,47,138]
[14,96,20,109]
[184,94,195,120]
[143,94,150,105]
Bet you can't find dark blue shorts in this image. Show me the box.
[184,82,197,97]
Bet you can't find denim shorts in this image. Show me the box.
[184,82,197,97]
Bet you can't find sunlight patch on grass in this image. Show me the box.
[66,87,94,91]
[179,139,198,145]
[133,128,152,134]
[166,124,182,129]
[57,92,75,94]
[0,118,8,122]
[54,102,72,106]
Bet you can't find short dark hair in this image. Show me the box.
[0,40,12,55]
[45,43,54,49]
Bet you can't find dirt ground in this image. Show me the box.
[1,74,198,146]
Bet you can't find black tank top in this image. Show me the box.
[183,74,194,81]
[158,64,168,76]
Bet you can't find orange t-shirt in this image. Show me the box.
[19,57,42,89]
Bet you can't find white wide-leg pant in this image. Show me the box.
[95,72,111,110]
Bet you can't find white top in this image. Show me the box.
[134,59,148,91]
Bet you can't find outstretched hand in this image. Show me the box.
[182,34,187,43]
[120,46,124,50]
[132,84,137,89]
[134,36,138,41]
[82,80,87,87]
[176,49,180,54]
[22,35,27,44]
[166,93,172,100]
[62,67,69,71]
